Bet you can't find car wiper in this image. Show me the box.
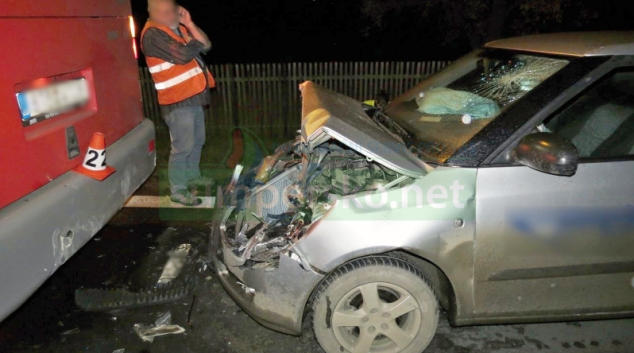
[371,110,410,144]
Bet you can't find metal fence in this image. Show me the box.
[140,61,451,139]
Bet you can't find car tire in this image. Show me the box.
[311,256,439,353]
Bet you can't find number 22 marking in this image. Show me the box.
[85,150,106,168]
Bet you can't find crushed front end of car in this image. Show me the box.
[209,81,433,334]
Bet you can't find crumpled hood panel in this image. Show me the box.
[300,81,428,178]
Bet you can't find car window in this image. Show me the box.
[386,51,568,164]
[544,70,634,160]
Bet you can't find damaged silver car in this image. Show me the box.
[210,32,634,353]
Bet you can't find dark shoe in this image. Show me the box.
[170,189,202,206]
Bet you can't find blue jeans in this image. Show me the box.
[163,106,206,195]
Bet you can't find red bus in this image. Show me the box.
[0,0,155,320]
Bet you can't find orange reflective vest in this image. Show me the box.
[140,21,216,105]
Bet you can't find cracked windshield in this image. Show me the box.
[387,52,568,163]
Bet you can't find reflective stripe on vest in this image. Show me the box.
[154,67,204,90]
[148,62,175,73]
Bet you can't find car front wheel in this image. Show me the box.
[312,256,439,353]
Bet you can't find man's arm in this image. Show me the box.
[178,6,212,51]
[185,22,211,52]
[142,28,205,65]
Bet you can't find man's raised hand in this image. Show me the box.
[178,6,193,27]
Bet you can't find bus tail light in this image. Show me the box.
[129,16,136,38]
[132,39,138,59]
[129,16,138,59]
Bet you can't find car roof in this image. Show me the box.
[485,32,634,57]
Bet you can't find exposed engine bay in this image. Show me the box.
[218,137,409,270]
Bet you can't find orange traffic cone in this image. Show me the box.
[73,132,116,181]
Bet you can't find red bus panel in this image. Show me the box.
[0,0,130,18]
[0,16,144,208]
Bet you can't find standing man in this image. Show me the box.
[141,0,215,206]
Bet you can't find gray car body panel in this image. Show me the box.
[0,119,156,322]
[473,161,634,324]
[295,166,478,321]
[485,32,634,57]
[300,81,430,178]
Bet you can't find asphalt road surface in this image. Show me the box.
[1,176,633,353]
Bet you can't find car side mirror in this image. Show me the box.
[513,132,579,176]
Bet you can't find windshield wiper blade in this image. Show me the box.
[373,111,410,143]
[370,113,403,143]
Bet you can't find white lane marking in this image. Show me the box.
[124,195,215,209]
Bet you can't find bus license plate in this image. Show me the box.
[17,78,90,127]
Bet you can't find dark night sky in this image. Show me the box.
[131,0,634,64]
[132,0,392,63]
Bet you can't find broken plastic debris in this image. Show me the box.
[113,349,125,353]
[289,252,301,263]
[155,311,172,327]
[157,244,192,284]
[227,164,244,191]
[236,281,255,295]
[133,323,185,343]
[61,327,80,335]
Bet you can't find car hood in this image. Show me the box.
[299,81,429,178]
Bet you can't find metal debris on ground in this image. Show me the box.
[157,244,192,284]
[133,323,185,343]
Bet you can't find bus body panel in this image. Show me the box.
[0,0,155,321]
[0,119,155,321]
[0,0,130,18]
[0,16,143,209]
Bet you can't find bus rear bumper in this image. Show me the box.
[0,119,156,321]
